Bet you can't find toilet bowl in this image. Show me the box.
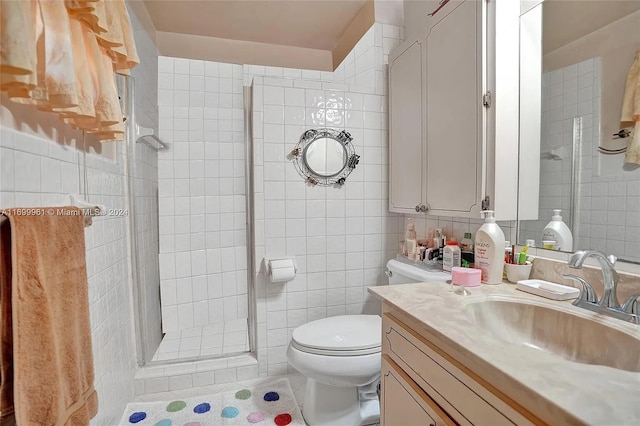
[287,259,451,425]
[286,315,382,426]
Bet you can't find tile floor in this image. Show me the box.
[152,318,250,361]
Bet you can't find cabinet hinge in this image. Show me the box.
[482,196,491,210]
[482,91,492,108]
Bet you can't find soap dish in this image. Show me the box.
[516,279,580,300]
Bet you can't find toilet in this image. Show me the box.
[287,258,451,425]
[385,258,451,285]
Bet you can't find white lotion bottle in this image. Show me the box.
[474,210,506,285]
[542,209,573,251]
[405,217,417,257]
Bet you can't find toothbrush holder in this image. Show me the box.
[505,262,533,284]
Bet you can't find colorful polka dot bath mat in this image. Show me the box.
[119,378,304,426]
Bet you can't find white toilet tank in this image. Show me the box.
[386,259,451,284]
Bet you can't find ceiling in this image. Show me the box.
[142,0,369,51]
[543,0,640,53]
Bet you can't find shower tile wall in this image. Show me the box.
[518,59,592,245]
[569,58,640,262]
[519,57,640,262]
[250,23,404,377]
[0,6,158,424]
[157,59,248,332]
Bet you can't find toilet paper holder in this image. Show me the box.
[266,257,298,282]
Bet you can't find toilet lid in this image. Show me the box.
[292,315,381,355]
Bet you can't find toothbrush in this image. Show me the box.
[518,244,529,264]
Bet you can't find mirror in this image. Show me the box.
[290,128,360,186]
[517,0,640,263]
[304,137,347,177]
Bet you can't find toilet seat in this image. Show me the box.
[291,340,380,356]
[291,315,381,356]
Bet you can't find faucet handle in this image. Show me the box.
[607,254,618,266]
[567,250,586,268]
[563,273,598,304]
[621,292,640,315]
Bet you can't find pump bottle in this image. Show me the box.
[474,210,506,285]
[542,209,573,251]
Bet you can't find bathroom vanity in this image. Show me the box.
[370,283,640,426]
[380,312,532,426]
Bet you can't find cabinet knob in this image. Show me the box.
[415,204,421,212]
[420,204,429,213]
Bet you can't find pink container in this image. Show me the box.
[451,267,481,287]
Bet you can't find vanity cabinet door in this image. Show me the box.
[382,311,536,426]
[389,37,426,214]
[424,0,483,217]
[381,355,454,426]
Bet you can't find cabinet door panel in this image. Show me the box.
[389,39,424,213]
[381,355,453,426]
[426,0,482,215]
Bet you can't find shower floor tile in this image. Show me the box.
[152,318,250,362]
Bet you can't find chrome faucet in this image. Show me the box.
[567,250,620,308]
[563,273,597,304]
[563,250,640,325]
[621,293,640,316]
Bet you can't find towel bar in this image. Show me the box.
[70,195,105,227]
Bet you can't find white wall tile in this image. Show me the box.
[158,57,247,333]
[244,23,410,376]
[520,57,639,262]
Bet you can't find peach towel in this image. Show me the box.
[0,0,138,142]
[621,49,640,165]
[0,208,97,425]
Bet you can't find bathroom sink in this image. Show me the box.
[464,299,640,372]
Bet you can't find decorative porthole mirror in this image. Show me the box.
[290,128,360,186]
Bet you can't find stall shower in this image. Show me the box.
[127,59,255,365]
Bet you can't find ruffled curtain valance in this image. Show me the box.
[0,0,139,142]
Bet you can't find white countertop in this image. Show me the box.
[369,281,640,426]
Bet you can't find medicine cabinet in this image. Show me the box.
[388,0,522,220]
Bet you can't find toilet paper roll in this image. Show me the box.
[270,266,296,282]
[268,258,297,283]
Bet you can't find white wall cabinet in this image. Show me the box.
[389,0,520,220]
[389,38,425,214]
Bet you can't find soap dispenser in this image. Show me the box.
[542,209,573,251]
[474,210,506,285]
